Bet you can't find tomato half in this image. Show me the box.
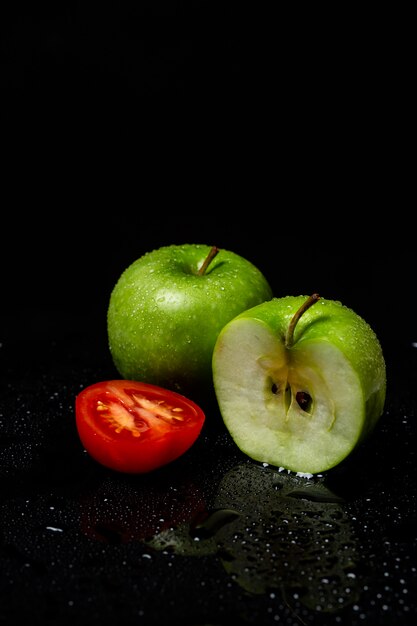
[75,380,206,473]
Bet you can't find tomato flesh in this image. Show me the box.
[75,380,206,473]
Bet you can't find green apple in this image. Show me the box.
[212,294,386,474]
[107,244,273,402]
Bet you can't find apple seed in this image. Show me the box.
[271,383,312,414]
[296,391,313,413]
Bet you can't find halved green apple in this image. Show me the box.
[212,295,386,474]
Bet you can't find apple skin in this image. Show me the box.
[212,295,387,474]
[107,244,273,402]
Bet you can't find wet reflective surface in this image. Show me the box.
[1,316,416,626]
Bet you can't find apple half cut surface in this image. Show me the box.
[212,295,387,474]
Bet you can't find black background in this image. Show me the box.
[1,1,413,345]
[1,3,415,626]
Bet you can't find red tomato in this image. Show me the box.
[75,380,206,473]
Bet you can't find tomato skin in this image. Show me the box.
[75,380,206,473]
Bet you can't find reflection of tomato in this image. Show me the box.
[79,478,207,544]
[75,380,205,473]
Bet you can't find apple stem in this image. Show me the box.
[198,245,220,275]
[285,293,320,348]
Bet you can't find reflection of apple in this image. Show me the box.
[212,294,386,474]
[107,244,272,402]
[212,463,362,611]
[147,462,361,613]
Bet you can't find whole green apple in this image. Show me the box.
[107,244,273,402]
[212,294,386,474]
